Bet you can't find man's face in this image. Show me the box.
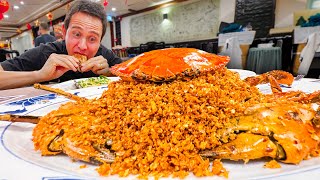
[63,12,103,59]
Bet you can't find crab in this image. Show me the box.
[111,48,294,93]
[31,92,320,167]
[25,48,320,177]
[110,48,230,82]
[32,100,116,165]
[244,70,294,94]
[200,101,320,164]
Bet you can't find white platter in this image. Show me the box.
[1,78,320,179]
[2,119,320,179]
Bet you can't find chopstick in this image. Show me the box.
[0,114,39,124]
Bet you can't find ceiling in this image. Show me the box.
[0,0,177,41]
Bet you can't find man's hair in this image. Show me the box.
[64,0,107,39]
[39,22,49,31]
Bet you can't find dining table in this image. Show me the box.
[0,77,320,180]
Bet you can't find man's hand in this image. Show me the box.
[37,53,80,81]
[80,55,112,76]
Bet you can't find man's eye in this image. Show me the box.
[89,37,97,42]
[73,32,81,37]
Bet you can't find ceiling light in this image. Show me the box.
[111,7,116,11]
[4,14,9,18]
[20,1,24,5]
[14,5,20,9]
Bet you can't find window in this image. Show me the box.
[308,0,320,9]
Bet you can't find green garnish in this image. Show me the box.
[76,75,111,88]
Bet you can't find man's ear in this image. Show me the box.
[62,24,66,39]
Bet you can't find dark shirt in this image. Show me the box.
[0,41,122,82]
[34,34,56,47]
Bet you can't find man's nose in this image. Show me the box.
[78,38,87,50]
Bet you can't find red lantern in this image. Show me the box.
[103,0,109,7]
[0,13,3,21]
[46,12,53,21]
[0,0,9,14]
[27,23,32,30]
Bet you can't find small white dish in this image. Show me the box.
[229,69,256,79]
[52,77,120,91]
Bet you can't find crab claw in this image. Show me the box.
[48,129,64,152]
[45,130,115,165]
[244,70,294,93]
[199,133,285,163]
[200,102,320,164]
[62,138,115,165]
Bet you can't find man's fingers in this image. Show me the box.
[66,56,80,69]
[53,56,78,72]
[81,60,105,72]
[96,68,110,75]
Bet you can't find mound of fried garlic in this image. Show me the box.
[33,68,270,178]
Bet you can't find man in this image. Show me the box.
[0,0,122,90]
[34,22,56,47]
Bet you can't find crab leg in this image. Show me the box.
[267,75,282,94]
[1,85,86,124]
[0,114,39,124]
[270,90,320,105]
[34,83,86,102]
[42,128,116,164]
[201,102,320,164]
[62,137,115,165]
[292,90,320,104]
[0,110,88,124]
[244,70,294,87]
[200,133,284,163]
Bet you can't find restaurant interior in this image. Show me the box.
[1,1,320,179]
[0,0,320,78]
[0,0,319,78]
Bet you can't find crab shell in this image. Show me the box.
[110,48,230,82]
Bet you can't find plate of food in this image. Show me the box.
[51,76,120,91]
[1,72,320,179]
[1,81,320,179]
[2,114,320,179]
[1,49,319,179]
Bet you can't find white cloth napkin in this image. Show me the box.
[298,32,320,75]
[219,36,243,69]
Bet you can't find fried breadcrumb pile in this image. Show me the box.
[33,68,268,178]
